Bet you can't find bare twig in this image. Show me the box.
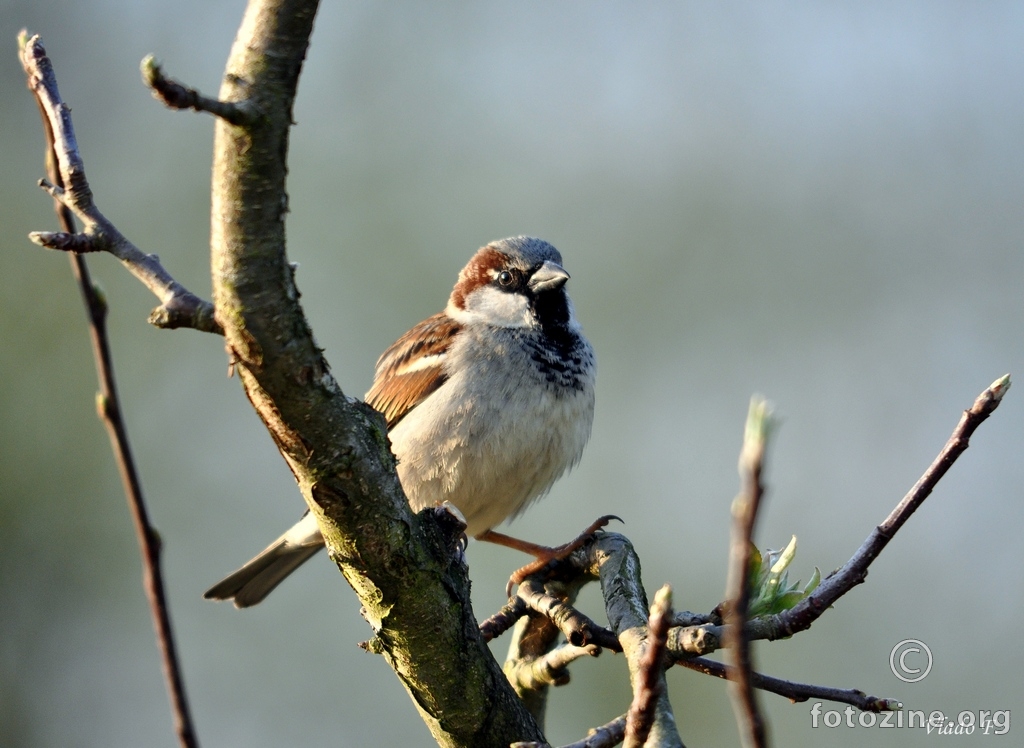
[562,715,627,748]
[666,622,722,658]
[506,535,683,745]
[724,397,773,748]
[666,612,811,659]
[666,615,796,658]
[677,657,898,713]
[503,582,580,726]
[503,612,563,727]
[512,715,627,748]
[517,580,621,652]
[502,569,598,727]
[19,31,200,748]
[504,379,1008,746]
[669,611,717,628]
[20,34,220,334]
[624,585,672,748]
[480,595,528,643]
[581,534,684,747]
[770,375,1010,638]
[505,642,600,690]
[141,55,260,126]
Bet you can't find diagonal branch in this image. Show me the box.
[512,714,627,748]
[665,379,1008,722]
[491,379,1008,747]
[677,657,898,713]
[20,33,220,334]
[517,580,621,651]
[206,1,543,745]
[561,715,627,748]
[18,31,200,748]
[769,374,1009,638]
[480,595,529,643]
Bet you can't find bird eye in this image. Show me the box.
[497,270,514,287]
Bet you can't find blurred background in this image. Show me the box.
[2,1,1022,746]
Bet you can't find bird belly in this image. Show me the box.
[386,371,594,537]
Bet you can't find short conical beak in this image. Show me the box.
[528,261,570,294]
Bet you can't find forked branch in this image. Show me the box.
[20,34,220,334]
[489,377,1008,747]
[19,31,200,748]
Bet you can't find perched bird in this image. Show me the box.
[205,236,597,607]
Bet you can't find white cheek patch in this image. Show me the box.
[457,285,532,328]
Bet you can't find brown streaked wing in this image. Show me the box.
[365,312,459,428]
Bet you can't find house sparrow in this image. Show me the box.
[205,236,596,607]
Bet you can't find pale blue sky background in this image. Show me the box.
[2,2,1022,746]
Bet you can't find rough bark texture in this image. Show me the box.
[208,1,544,744]
[591,536,683,747]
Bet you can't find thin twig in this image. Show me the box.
[509,537,683,744]
[771,375,1010,638]
[670,611,717,628]
[723,397,773,748]
[624,585,672,748]
[505,379,1009,746]
[562,715,627,748]
[512,715,628,748]
[677,657,899,713]
[480,595,529,642]
[141,55,260,126]
[666,613,803,658]
[20,34,221,334]
[19,31,200,748]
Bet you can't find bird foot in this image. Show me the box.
[478,515,622,597]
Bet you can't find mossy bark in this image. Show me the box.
[208,1,543,744]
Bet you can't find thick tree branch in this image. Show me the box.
[19,32,200,748]
[20,34,219,334]
[582,535,684,748]
[206,1,542,745]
